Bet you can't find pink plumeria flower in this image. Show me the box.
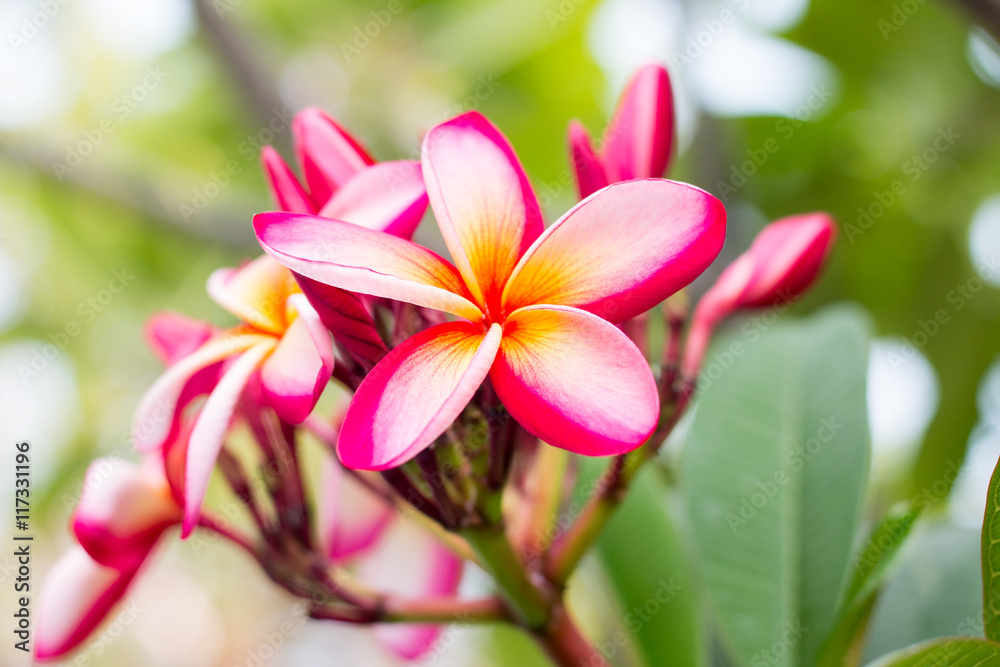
[316,453,462,660]
[569,63,674,199]
[261,106,428,239]
[254,111,726,470]
[262,107,433,369]
[35,456,181,661]
[683,212,837,377]
[133,260,335,535]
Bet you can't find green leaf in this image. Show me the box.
[679,304,872,667]
[867,637,1000,666]
[592,467,706,667]
[862,523,983,663]
[982,457,1000,642]
[818,506,922,667]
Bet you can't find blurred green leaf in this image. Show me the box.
[862,523,983,663]
[594,467,706,667]
[866,637,1000,667]
[819,506,921,667]
[981,457,1000,642]
[680,305,872,667]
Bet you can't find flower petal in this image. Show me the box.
[133,332,266,451]
[490,305,658,456]
[502,179,726,323]
[259,296,334,424]
[602,63,674,182]
[739,212,836,307]
[145,312,215,366]
[422,111,544,316]
[261,146,316,214]
[296,274,388,368]
[73,459,179,572]
[318,160,428,239]
[207,255,296,335]
[293,107,374,206]
[357,520,463,661]
[568,120,609,199]
[35,546,138,662]
[338,321,502,470]
[254,212,483,321]
[182,340,276,536]
[317,453,394,562]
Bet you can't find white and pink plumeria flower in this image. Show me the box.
[132,108,432,535]
[255,110,726,470]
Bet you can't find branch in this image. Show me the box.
[543,386,693,586]
[0,142,257,249]
[192,0,289,144]
[381,596,510,624]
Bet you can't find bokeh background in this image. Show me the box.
[1,0,1000,665]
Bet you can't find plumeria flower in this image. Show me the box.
[682,212,837,377]
[133,257,334,535]
[569,63,674,199]
[35,455,181,661]
[263,107,431,369]
[254,111,726,470]
[37,313,223,661]
[133,107,435,533]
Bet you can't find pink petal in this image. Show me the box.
[254,212,483,321]
[206,255,296,335]
[145,312,215,366]
[602,63,674,182]
[182,340,276,536]
[317,454,394,562]
[293,107,374,207]
[296,274,388,368]
[357,520,463,661]
[35,546,138,662]
[422,111,544,316]
[502,179,726,323]
[318,160,428,239]
[490,305,658,456]
[338,321,502,470]
[739,212,836,307]
[73,459,179,572]
[259,295,334,424]
[261,146,316,214]
[133,332,266,452]
[568,119,609,199]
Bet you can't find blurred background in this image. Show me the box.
[1,0,1000,664]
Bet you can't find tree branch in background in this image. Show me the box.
[192,0,289,149]
[0,142,258,249]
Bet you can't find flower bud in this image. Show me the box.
[683,213,836,377]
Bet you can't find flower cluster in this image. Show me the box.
[38,64,836,666]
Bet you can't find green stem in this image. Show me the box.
[544,390,692,586]
[461,527,552,628]
[382,596,511,623]
[534,604,609,667]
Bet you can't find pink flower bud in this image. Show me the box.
[569,63,675,199]
[683,213,836,377]
[72,458,180,572]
